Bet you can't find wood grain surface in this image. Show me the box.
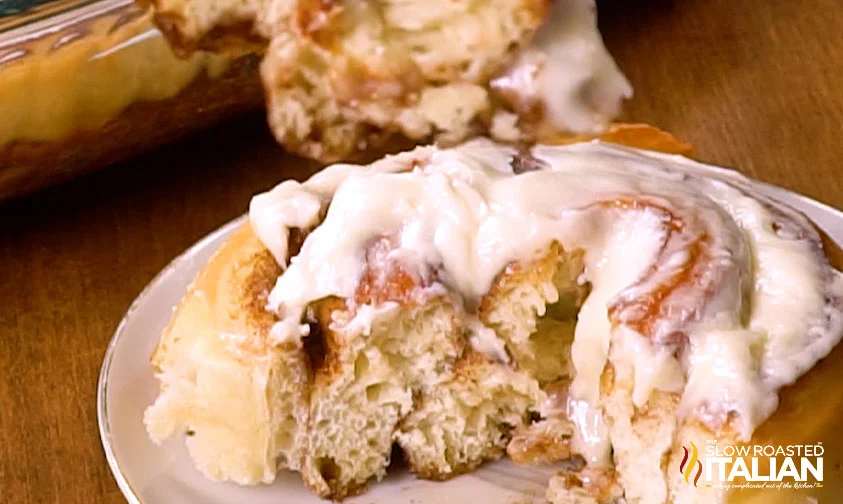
[1,1,842,503]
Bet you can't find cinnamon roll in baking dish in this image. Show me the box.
[144,125,843,503]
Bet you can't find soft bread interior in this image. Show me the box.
[397,350,544,479]
[300,296,464,499]
[480,241,586,385]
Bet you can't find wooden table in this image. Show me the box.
[1,1,842,502]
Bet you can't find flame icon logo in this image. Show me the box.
[679,441,703,487]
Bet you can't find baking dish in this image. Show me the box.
[0,0,264,199]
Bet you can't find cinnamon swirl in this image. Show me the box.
[144,125,843,502]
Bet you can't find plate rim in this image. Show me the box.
[97,215,246,504]
[96,186,843,503]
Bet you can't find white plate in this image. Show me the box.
[98,182,843,504]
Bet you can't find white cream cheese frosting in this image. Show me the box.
[249,139,843,464]
[491,0,633,134]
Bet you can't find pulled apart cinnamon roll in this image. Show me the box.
[144,125,843,502]
[145,0,632,161]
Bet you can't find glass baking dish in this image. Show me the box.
[0,0,264,200]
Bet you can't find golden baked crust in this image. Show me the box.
[150,221,281,369]
[145,224,311,483]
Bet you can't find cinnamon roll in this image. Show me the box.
[144,124,843,502]
[144,0,631,161]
